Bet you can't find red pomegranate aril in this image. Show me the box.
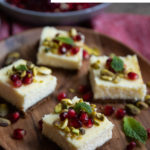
[83,91,93,101]
[68,109,76,118]
[79,112,88,123]
[60,112,68,121]
[106,58,112,68]
[39,120,43,130]
[115,108,126,119]
[69,118,82,128]
[13,79,22,88]
[147,128,150,138]
[71,47,79,55]
[84,118,93,128]
[59,45,67,54]
[104,105,115,116]
[62,43,72,49]
[78,85,89,94]
[127,72,139,80]
[126,141,136,150]
[10,74,20,82]
[57,92,67,101]
[9,111,20,123]
[83,50,89,59]
[73,34,82,41]
[13,128,26,140]
[23,76,33,85]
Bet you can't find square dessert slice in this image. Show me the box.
[89,55,147,101]
[42,96,114,150]
[37,27,84,69]
[0,59,57,112]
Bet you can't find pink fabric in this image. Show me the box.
[0,18,9,40]
[92,13,150,61]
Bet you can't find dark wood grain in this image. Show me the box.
[0,27,150,150]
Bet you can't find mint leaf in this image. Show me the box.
[74,102,92,114]
[55,37,74,46]
[15,64,28,71]
[123,116,147,143]
[111,56,124,72]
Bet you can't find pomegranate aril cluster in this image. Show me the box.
[13,128,26,140]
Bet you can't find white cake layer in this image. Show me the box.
[0,59,57,111]
[42,97,114,150]
[90,55,147,101]
[37,27,83,69]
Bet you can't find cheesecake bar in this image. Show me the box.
[89,55,147,101]
[0,59,57,112]
[42,96,114,150]
[37,27,84,69]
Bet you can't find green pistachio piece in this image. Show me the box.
[145,95,150,100]
[112,75,121,84]
[61,99,73,105]
[91,60,100,70]
[54,103,62,113]
[136,101,148,109]
[79,128,85,135]
[96,113,105,121]
[0,104,9,117]
[71,127,80,135]
[125,104,141,115]
[61,119,68,129]
[101,69,114,77]
[100,75,113,81]
[69,28,77,37]
[94,118,100,126]
[0,117,11,127]
[21,71,26,78]
[53,120,61,128]
[64,127,71,133]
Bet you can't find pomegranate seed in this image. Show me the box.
[126,141,136,150]
[115,108,126,119]
[10,74,20,82]
[83,50,89,59]
[57,92,67,101]
[23,76,33,85]
[9,112,20,123]
[127,72,139,80]
[60,112,68,121]
[84,118,93,128]
[62,43,72,49]
[83,91,93,101]
[68,109,76,118]
[59,45,67,54]
[70,47,79,55]
[13,79,22,88]
[73,34,82,41]
[79,112,88,123]
[69,118,82,128]
[13,128,26,140]
[147,128,150,138]
[78,85,89,94]
[39,120,43,130]
[106,58,112,68]
[104,105,115,116]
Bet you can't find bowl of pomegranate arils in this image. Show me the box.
[0,1,110,25]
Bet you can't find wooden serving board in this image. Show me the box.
[0,27,150,150]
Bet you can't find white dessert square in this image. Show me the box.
[0,59,57,112]
[37,27,84,70]
[89,55,147,101]
[42,97,114,150]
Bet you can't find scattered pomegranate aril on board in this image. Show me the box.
[115,108,126,119]
[57,92,67,101]
[126,141,136,150]
[83,50,89,59]
[104,105,115,116]
[13,128,26,140]
[38,120,43,130]
[147,128,150,139]
[83,92,93,101]
[9,112,20,123]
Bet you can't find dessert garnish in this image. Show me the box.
[125,104,141,116]
[53,98,105,138]
[115,108,126,119]
[9,112,20,123]
[7,62,51,88]
[126,141,136,150]
[57,92,67,101]
[123,116,147,144]
[13,128,26,140]
[103,105,115,116]
[0,117,11,127]
[42,28,84,56]
[0,104,9,117]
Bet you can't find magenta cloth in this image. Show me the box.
[0,18,9,40]
[92,13,150,61]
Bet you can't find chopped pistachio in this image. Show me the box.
[100,75,113,81]
[42,38,51,47]
[118,73,125,78]
[0,117,11,127]
[6,69,13,76]
[91,61,100,70]
[79,128,85,135]
[71,127,80,135]
[92,111,97,117]
[54,103,62,113]
[38,67,52,75]
[54,120,61,128]
[136,101,148,109]
[145,95,150,100]
[69,28,77,37]
[125,104,141,115]
[101,69,114,77]
[96,113,105,121]
[26,61,34,69]
[61,119,68,129]
[69,88,75,93]
[32,67,38,76]
[94,118,100,126]
[112,75,121,84]
[79,99,84,103]
[0,104,9,117]
[91,104,96,108]
[20,71,26,78]
[61,99,73,105]
[51,48,58,54]
[64,127,71,133]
